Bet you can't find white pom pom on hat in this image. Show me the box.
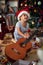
[16,7,30,20]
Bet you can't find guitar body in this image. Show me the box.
[5,38,32,60]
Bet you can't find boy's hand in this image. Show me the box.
[24,32,30,38]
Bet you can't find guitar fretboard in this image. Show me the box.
[21,30,39,45]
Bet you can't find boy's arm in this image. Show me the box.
[15,22,30,38]
[16,27,25,37]
[16,27,30,38]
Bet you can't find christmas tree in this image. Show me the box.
[18,0,43,28]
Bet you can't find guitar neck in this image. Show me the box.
[22,29,39,44]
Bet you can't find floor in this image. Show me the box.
[0,37,43,65]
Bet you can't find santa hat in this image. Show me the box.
[16,7,30,20]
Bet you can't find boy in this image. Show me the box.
[14,7,30,41]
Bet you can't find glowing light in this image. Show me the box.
[34,9,37,12]
[34,1,36,5]
[38,1,41,5]
[0,15,2,18]
[25,4,27,6]
[32,21,35,24]
[20,3,23,6]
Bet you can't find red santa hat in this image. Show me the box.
[16,7,30,20]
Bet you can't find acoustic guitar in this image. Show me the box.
[5,30,39,60]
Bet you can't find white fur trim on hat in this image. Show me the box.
[18,11,30,20]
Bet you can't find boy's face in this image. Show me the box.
[20,14,28,22]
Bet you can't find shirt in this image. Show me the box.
[14,21,29,41]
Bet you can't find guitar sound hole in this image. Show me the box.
[12,48,20,55]
[20,43,26,48]
[20,38,29,47]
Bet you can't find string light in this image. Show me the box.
[32,21,35,24]
[34,1,36,5]
[20,3,23,6]
[38,1,41,6]
[34,9,37,13]
[25,4,27,6]
[0,15,2,18]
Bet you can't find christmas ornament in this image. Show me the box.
[34,9,37,13]
[38,1,41,6]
